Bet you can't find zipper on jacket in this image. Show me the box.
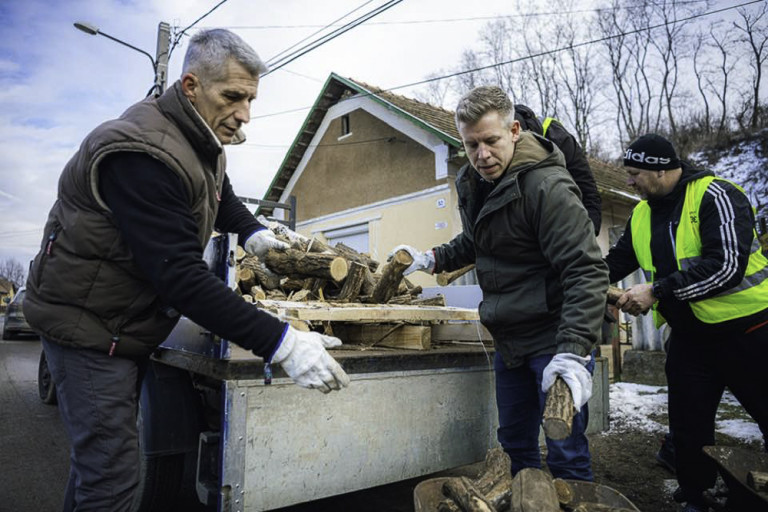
[668,222,677,255]
[109,329,120,357]
[45,230,57,255]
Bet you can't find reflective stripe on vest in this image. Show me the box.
[542,117,555,138]
[631,176,768,327]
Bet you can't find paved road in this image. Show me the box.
[0,326,68,512]
[0,320,473,511]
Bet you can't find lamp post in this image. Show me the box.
[74,21,170,96]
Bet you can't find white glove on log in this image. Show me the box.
[244,229,290,259]
[271,326,350,393]
[542,353,593,411]
[389,245,435,276]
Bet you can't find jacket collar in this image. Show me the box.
[156,81,246,158]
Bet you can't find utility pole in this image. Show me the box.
[154,22,171,96]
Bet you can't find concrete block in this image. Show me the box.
[621,349,667,386]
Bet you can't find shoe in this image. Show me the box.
[656,435,676,474]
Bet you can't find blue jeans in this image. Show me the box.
[494,351,593,481]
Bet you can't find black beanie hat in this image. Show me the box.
[623,134,680,171]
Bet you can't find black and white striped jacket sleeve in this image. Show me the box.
[667,180,756,302]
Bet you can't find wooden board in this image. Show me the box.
[254,300,480,323]
[431,323,492,342]
[336,324,431,350]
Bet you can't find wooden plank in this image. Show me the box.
[255,300,480,322]
[432,323,492,342]
[337,324,431,350]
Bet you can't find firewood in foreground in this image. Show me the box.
[442,477,495,512]
[509,468,560,512]
[542,377,574,440]
[747,470,768,492]
[437,264,475,286]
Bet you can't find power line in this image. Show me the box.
[266,0,375,66]
[202,1,712,30]
[263,0,404,76]
[169,0,232,59]
[253,0,761,120]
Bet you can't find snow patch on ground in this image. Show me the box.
[607,382,762,444]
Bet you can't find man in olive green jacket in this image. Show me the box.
[392,86,608,480]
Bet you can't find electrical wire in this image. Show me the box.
[252,0,761,120]
[263,0,404,76]
[266,0,375,67]
[168,0,232,60]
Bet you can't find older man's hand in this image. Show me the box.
[615,283,657,316]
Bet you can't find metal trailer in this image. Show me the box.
[133,233,502,512]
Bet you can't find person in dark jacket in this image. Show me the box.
[605,134,768,512]
[391,86,609,480]
[24,29,349,511]
[514,104,602,235]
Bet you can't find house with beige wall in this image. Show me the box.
[259,73,639,289]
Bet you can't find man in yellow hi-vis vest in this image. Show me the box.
[605,134,768,512]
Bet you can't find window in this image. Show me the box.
[323,222,368,254]
[340,114,350,137]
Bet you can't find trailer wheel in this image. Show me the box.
[38,350,57,405]
[131,407,186,512]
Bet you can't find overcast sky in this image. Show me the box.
[0,0,542,266]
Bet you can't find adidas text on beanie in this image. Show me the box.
[623,134,680,171]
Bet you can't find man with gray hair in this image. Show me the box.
[25,29,349,511]
[390,86,608,480]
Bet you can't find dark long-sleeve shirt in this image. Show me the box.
[98,151,286,358]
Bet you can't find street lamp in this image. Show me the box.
[74,21,170,96]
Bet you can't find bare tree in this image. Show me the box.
[0,258,26,290]
[733,2,768,130]
[706,24,738,136]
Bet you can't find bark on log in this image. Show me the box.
[264,248,348,282]
[241,257,281,290]
[473,448,513,510]
[606,286,624,306]
[412,295,446,307]
[437,264,475,286]
[336,261,367,302]
[437,500,462,512]
[249,285,266,301]
[542,377,575,440]
[237,268,257,292]
[552,478,574,508]
[333,242,379,273]
[372,250,413,304]
[509,468,560,512]
[442,477,496,512]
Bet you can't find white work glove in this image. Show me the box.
[244,229,290,259]
[541,353,593,412]
[389,245,435,276]
[270,326,350,393]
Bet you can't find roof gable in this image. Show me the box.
[261,73,635,210]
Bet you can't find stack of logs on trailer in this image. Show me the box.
[233,227,444,307]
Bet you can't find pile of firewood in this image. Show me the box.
[438,448,636,512]
[232,220,444,307]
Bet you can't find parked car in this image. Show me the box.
[2,287,36,340]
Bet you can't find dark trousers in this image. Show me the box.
[666,324,768,499]
[42,338,147,512]
[494,352,594,481]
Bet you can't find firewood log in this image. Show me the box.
[472,448,513,510]
[412,295,445,306]
[249,285,266,301]
[372,250,413,303]
[264,248,348,282]
[335,261,367,302]
[542,377,574,440]
[437,264,475,286]
[442,477,495,512]
[333,242,379,273]
[509,468,560,512]
[552,478,574,508]
[240,256,281,290]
